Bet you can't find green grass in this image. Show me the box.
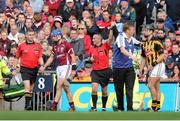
[0,112,180,120]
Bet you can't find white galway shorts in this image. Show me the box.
[56,65,72,81]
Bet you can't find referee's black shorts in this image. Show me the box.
[20,66,39,83]
[90,68,112,87]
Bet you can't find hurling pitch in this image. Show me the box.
[0,111,180,120]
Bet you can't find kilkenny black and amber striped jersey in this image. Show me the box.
[141,38,164,65]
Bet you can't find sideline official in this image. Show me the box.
[112,22,137,111]
[16,30,44,110]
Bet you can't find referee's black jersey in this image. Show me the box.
[141,39,164,65]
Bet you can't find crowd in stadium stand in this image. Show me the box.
[0,0,180,83]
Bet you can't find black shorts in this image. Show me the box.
[90,68,112,87]
[20,66,39,83]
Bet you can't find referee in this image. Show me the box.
[112,22,137,111]
[16,30,44,110]
[89,32,113,111]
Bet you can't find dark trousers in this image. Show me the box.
[113,67,135,111]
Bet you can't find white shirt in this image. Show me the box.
[116,32,140,48]
[8,32,19,44]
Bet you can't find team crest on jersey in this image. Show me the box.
[60,46,64,53]
[34,48,39,55]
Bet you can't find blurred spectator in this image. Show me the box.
[7,17,16,33]
[25,18,34,33]
[43,22,51,29]
[156,18,169,34]
[175,30,180,43]
[58,0,82,22]
[130,0,147,35]
[171,42,180,66]
[96,10,114,40]
[82,10,92,22]
[157,0,166,12]
[8,25,19,44]
[47,16,54,27]
[177,20,180,30]
[22,0,30,12]
[74,67,91,82]
[18,33,25,44]
[85,17,99,39]
[13,0,24,10]
[29,0,44,13]
[77,0,87,10]
[7,55,19,72]
[9,43,18,57]
[0,0,6,12]
[37,30,46,43]
[45,0,61,16]
[61,24,71,42]
[93,5,103,22]
[13,5,22,18]
[100,0,114,15]
[53,16,63,30]
[157,29,166,43]
[145,0,157,24]
[5,0,15,18]
[84,1,94,15]
[165,56,174,78]
[33,12,44,32]
[171,65,180,82]
[41,4,50,24]
[41,41,53,70]
[157,10,175,32]
[16,13,26,33]
[43,26,52,43]
[111,12,124,39]
[164,37,172,55]
[0,12,8,30]
[78,23,91,56]
[166,0,180,23]
[25,6,34,19]
[168,30,176,42]
[70,28,86,60]
[120,0,136,24]
[0,31,11,57]
[71,18,79,30]
[164,49,169,60]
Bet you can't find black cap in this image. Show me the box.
[165,56,174,65]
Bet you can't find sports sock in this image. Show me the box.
[69,102,75,109]
[151,100,157,111]
[102,94,108,108]
[92,92,97,109]
[156,101,160,111]
[25,92,32,108]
